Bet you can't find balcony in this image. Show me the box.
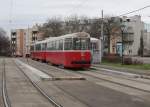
[12,36,16,38]
[123,35,134,42]
[11,38,16,41]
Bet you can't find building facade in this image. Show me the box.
[11,30,17,56]
[143,24,150,56]
[11,29,25,56]
[123,15,145,56]
[11,25,42,57]
[24,25,43,57]
[109,15,147,56]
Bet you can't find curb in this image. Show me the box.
[42,77,86,81]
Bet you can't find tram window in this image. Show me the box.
[81,38,90,50]
[64,38,73,50]
[73,38,81,50]
[47,42,52,50]
[35,44,41,51]
[41,43,46,50]
[73,38,90,50]
[52,41,56,50]
[59,40,63,50]
[35,44,37,50]
[56,40,59,50]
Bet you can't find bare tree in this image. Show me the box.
[0,28,11,56]
[88,18,102,38]
[65,15,81,33]
[103,17,122,54]
[39,17,65,38]
[39,15,122,56]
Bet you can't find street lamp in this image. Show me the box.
[120,25,126,65]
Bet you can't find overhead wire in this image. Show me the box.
[9,0,13,24]
[119,5,150,16]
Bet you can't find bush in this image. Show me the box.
[102,54,121,63]
[123,57,132,65]
[132,59,143,65]
[123,57,143,65]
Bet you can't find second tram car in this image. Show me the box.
[31,32,91,68]
[90,38,101,64]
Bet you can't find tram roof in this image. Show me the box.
[45,32,90,42]
[34,39,47,44]
[33,32,90,45]
[90,37,99,42]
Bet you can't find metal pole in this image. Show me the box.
[122,30,124,65]
[141,30,144,57]
[100,10,104,63]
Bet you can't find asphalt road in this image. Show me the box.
[19,58,150,107]
[54,80,150,107]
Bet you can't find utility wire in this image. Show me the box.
[119,5,150,16]
[9,0,13,24]
[9,0,13,37]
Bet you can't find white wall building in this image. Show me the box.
[122,15,145,56]
[143,23,150,56]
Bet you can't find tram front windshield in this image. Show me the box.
[64,37,90,50]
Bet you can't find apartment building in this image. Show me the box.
[122,15,145,56]
[11,25,42,57]
[23,25,43,57]
[109,15,148,56]
[143,24,150,56]
[11,29,25,56]
[11,30,17,56]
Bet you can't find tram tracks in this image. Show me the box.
[90,68,150,85]
[23,58,150,94]
[78,71,150,93]
[43,64,150,93]
[8,58,150,107]
[16,58,150,105]
[2,58,62,107]
[23,58,85,80]
[19,58,91,107]
[2,59,11,107]
[14,59,63,107]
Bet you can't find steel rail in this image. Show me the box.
[91,66,150,85]
[14,60,63,107]
[39,60,150,93]
[22,59,91,107]
[76,71,150,93]
[2,59,11,107]
[30,59,150,93]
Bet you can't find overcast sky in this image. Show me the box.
[0,0,150,33]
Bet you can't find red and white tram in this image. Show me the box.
[31,32,91,68]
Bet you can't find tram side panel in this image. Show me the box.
[63,51,91,68]
[38,51,46,61]
[45,51,65,65]
[45,51,91,68]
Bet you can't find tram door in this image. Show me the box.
[90,40,101,64]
